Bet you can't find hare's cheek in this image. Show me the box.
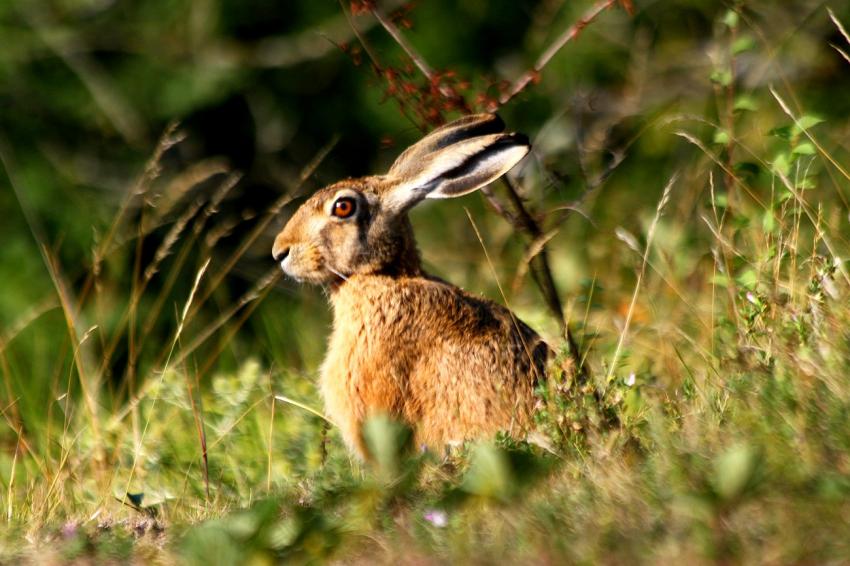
[303,246,325,272]
[283,245,325,280]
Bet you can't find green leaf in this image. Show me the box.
[771,152,791,177]
[733,95,758,112]
[712,443,758,501]
[361,414,413,479]
[736,269,758,289]
[797,176,817,190]
[710,70,732,86]
[732,35,755,55]
[461,443,514,500]
[722,9,739,29]
[623,388,645,420]
[792,142,816,156]
[713,129,730,145]
[762,209,776,232]
[794,114,824,132]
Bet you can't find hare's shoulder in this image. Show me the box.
[335,274,542,343]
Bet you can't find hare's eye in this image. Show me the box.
[331,196,357,219]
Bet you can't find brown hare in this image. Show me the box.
[272,114,550,457]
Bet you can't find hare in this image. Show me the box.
[272,114,550,457]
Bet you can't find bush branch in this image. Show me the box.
[500,0,619,106]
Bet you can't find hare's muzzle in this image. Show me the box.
[272,242,290,264]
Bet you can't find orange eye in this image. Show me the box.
[332,196,357,219]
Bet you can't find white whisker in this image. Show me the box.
[327,267,349,281]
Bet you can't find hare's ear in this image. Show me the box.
[384,115,530,212]
[388,114,507,178]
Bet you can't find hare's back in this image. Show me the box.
[337,275,547,384]
[403,277,549,443]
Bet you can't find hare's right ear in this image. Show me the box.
[383,114,530,213]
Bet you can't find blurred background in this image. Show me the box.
[2,0,850,560]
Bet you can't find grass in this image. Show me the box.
[2,2,850,564]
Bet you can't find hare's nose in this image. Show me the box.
[272,242,290,263]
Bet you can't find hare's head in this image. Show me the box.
[272,114,529,285]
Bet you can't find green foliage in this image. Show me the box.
[2,0,850,563]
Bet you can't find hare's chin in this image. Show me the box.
[279,261,338,285]
[278,258,308,282]
[278,258,294,277]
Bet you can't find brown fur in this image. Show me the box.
[272,114,549,457]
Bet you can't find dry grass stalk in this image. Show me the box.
[605,173,677,384]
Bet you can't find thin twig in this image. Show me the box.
[274,394,337,427]
[371,8,434,80]
[500,0,618,105]
[512,229,560,295]
[338,0,384,72]
[479,186,517,223]
[369,5,470,108]
[831,43,850,66]
[828,7,850,46]
[500,177,562,317]
[244,0,407,67]
[500,177,584,376]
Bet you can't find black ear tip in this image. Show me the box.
[497,132,531,150]
[488,113,506,131]
[466,113,506,136]
[511,132,530,147]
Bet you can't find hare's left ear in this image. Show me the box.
[383,114,530,213]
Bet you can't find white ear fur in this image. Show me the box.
[384,125,530,213]
[388,113,506,179]
[423,136,530,199]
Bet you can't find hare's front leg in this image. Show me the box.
[319,364,366,457]
[320,357,410,458]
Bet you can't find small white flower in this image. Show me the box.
[625,373,636,387]
[423,509,448,528]
[746,291,758,305]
